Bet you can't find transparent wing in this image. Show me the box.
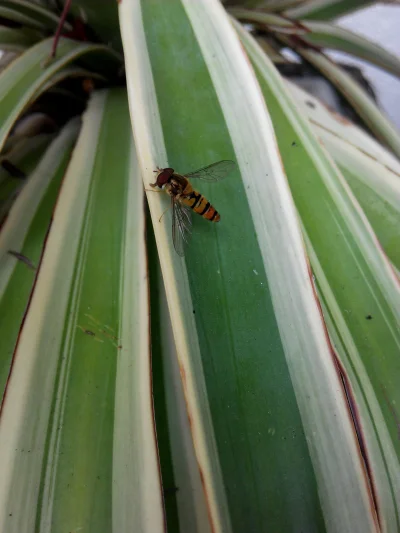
[185,160,235,182]
[172,197,192,257]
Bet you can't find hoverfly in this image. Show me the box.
[149,160,235,256]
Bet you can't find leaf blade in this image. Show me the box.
[285,0,375,21]
[236,18,400,529]
[121,1,380,531]
[0,89,163,533]
[0,37,120,153]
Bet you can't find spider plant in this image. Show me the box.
[0,1,399,532]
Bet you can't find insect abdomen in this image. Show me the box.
[184,190,220,222]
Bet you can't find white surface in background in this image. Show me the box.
[329,4,400,130]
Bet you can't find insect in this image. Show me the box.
[149,160,235,256]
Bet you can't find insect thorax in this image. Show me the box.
[168,175,190,195]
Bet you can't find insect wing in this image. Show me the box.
[172,197,192,257]
[185,160,235,182]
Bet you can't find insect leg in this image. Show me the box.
[159,202,172,223]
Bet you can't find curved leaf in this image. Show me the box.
[292,45,400,159]
[0,0,72,32]
[301,22,400,78]
[0,26,39,51]
[0,37,120,153]
[230,9,400,78]
[285,0,375,21]
[0,6,46,30]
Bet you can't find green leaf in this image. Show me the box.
[222,0,261,7]
[69,0,122,52]
[236,18,400,529]
[34,67,106,103]
[0,37,120,153]
[0,0,72,32]
[120,1,379,531]
[299,22,400,78]
[255,0,311,12]
[0,26,39,51]
[0,89,163,533]
[0,6,47,30]
[285,0,375,21]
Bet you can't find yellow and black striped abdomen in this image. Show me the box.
[182,189,220,222]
